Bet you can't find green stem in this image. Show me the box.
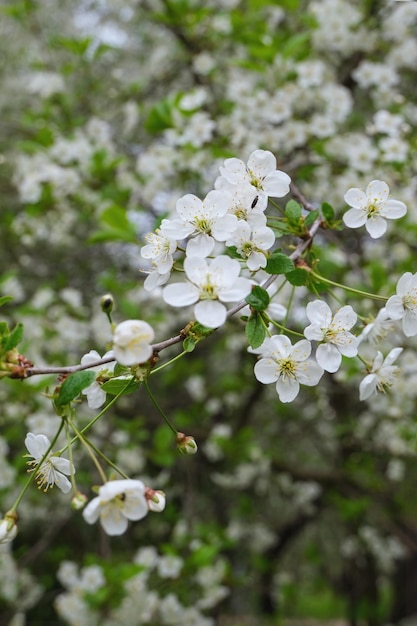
[151,350,188,374]
[311,272,387,302]
[144,378,178,436]
[269,320,305,338]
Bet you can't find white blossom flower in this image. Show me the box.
[343,180,407,238]
[216,149,291,201]
[80,350,115,409]
[24,433,74,493]
[160,190,237,258]
[304,300,359,372]
[112,320,155,366]
[146,489,166,513]
[386,272,417,337]
[82,479,148,536]
[358,307,394,344]
[252,336,323,403]
[0,518,18,544]
[226,221,275,271]
[163,255,252,328]
[140,228,177,274]
[359,347,403,401]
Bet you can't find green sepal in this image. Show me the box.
[183,336,197,352]
[265,252,295,275]
[56,371,97,406]
[245,286,270,312]
[245,313,266,349]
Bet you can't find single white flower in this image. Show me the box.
[359,347,403,401]
[112,319,155,366]
[358,307,394,345]
[386,272,417,337]
[343,180,407,238]
[141,229,177,274]
[226,221,275,271]
[0,518,18,544]
[160,190,237,258]
[80,350,115,409]
[214,178,268,226]
[162,255,252,328]
[304,301,359,372]
[82,479,148,536]
[24,432,74,493]
[216,149,291,200]
[253,335,323,403]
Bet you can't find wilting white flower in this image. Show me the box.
[386,272,417,337]
[252,335,323,403]
[358,307,395,344]
[112,320,155,366]
[343,180,407,238]
[82,479,148,536]
[80,350,115,409]
[304,300,359,372]
[359,347,403,401]
[24,433,74,493]
[163,255,252,328]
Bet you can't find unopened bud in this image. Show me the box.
[0,512,18,544]
[146,489,166,513]
[100,294,114,314]
[71,492,88,510]
[176,433,198,455]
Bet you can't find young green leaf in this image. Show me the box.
[285,268,309,286]
[2,323,24,351]
[285,199,302,222]
[101,377,138,396]
[245,313,266,349]
[56,371,97,406]
[245,286,270,311]
[265,252,294,275]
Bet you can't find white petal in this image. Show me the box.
[344,188,367,209]
[296,360,324,386]
[276,377,299,403]
[124,491,149,521]
[359,374,377,401]
[54,473,72,494]
[194,300,227,328]
[306,300,332,326]
[379,199,407,219]
[185,234,215,258]
[365,216,387,238]
[263,170,291,198]
[163,282,200,307]
[343,208,367,228]
[384,347,403,366]
[82,497,101,524]
[25,433,50,458]
[402,311,417,337]
[316,343,342,373]
[385,295,405,320]
[100,503,129,536]
[291,339,312,362]
[247,150,276,177]
[254,358,279,384]
[366,180,389,202]
[51,456,73,476]
[219,277,252,302]
[176,194,203,221]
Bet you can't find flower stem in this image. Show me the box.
[311,271,387,302]
[144,379,178,436]
[151,350,188,374]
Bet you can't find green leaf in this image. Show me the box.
[144,99,174,133]
[304,209,320,228]
[245,313,266,349]
[286,268,309,286]
[101,377,138,396]
[321,202,335,222]
[89,205,137,244]
[0,296,13,308]
[183,337,196,352]
[2,323,24,351]
[56,371,97,406]
[265,252,294,275]
[285,200,302,222]
[245,286,270,312]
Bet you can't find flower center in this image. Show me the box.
[366,202,380,218]
[200,277,218,300]
[278,358,296,380]
[194,217,212,234]
[403,290,417,312]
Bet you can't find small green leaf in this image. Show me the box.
[2,323,24,351]
[265,252,294,275]
[285,200,302,222]
[304,209,320,228]
[322,202,335,222]
[245,313,266,349]
[101,377,138,396]
[0,296,13,308]
[286,268,309,286]
[245,286,270,311]
[56,371,97,406]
